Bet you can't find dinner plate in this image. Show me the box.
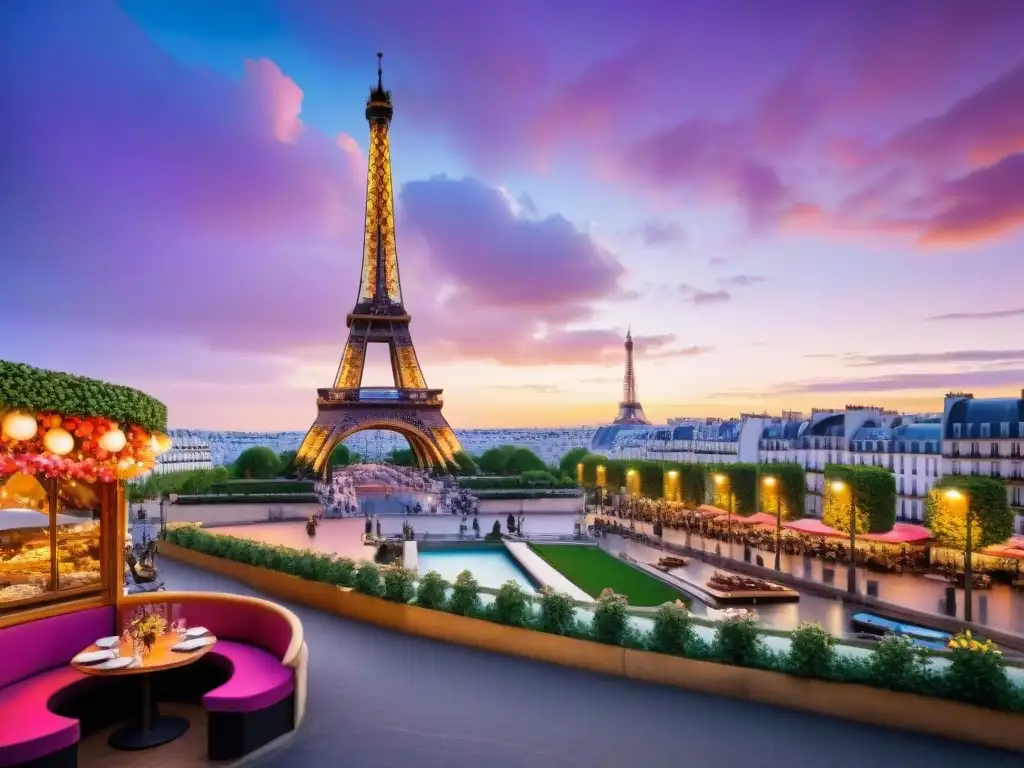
[94,636,120,649]
[73,650,115,665]
[171,636,215,653]
[185,626,209,638]
[92,656,135,671]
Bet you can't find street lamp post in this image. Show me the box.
[832,480,857,593]
[946,489,974,623]
[764,476,781,570]
[713,473,732,558]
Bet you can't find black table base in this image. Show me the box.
[108,715,190,750]
[108,671,190,751]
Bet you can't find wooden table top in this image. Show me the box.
[72,632,217,676]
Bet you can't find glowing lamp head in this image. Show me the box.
[2,412,38,441]
[98,428,127,453]
[831,481,845,493]
[714,474,726,485]
[43,427,74,456]
[763,476,777,487]
[945,489,964,501]
[627,469,636,476]
[667,470,678,477]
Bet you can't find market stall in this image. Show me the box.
[0,361,170,621]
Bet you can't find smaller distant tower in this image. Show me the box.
[613,328,650,425]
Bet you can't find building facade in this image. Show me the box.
[590,391,1024,533]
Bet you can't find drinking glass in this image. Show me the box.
[111,642,120,658]
[177,617,188,636]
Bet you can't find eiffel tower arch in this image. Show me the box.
[295,54,463,476]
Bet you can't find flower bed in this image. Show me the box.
[162,525,1024,715]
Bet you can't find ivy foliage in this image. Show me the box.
[823,464,896,534]
[925,475,1013,549]
[759,463,806,521]
[0,360,168,432]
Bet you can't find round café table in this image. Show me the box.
[72,631,217,750]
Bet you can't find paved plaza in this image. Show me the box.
[160,559,1020,768]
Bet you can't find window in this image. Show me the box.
[972,461,980,476]
[911,480,917,496]
[952,460,961,475]
[992,442,1000,457]
[981,423,990,438]
[900,499,906,516]
[0,474,105,612]
[991,462,1000,477]
[1014,462,1022,479]
[953,423,962,438]
[971,442,980,456]
[1001,422,1010,438]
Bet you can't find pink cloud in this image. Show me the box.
[245,58,304,143]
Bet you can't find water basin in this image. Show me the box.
[418,546,538,593]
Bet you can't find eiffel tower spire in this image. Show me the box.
[294,54,464,475]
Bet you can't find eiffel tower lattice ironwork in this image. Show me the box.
[295,54,463,474]
[613,328,650,425]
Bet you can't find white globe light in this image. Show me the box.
[98,428,127,453]
[2,412,39,441]
[43,427,75,456]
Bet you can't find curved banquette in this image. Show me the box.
[0,593,306,767]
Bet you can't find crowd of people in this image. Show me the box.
[314,464,477,518]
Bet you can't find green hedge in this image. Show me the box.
[162,525,1024,714]
[925,476,1014,549]
[580,458,804,519]
[823,464,896,534]
[469,489,582,500]
[174,493,318,505]
[0,360,168,432]
[211,480,314,495]
[460,473,576,491]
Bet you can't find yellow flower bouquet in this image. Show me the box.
[130,607,168,652]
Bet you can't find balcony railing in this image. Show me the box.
[317,387,443,407]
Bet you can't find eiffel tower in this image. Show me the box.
[613,328,650,425]
[295,54,463,474]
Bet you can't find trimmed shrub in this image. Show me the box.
[490,580,531,627]
[382,565,417,603]
[866,635,933,694]
[447,570,482,616]
[648,600,695,656]
[354,562,383,597]
[785,622,837,678]
[537,587,578,636]
[943,631,1014,709]
[823,463,896,533]
[415,570,449,610]
[0,360,168,431]
[926,475,1014,550]
[712,611,763,666]
[591,588,629,646]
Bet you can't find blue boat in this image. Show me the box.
[851,612,953,651]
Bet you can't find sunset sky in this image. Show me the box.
[2,0,1023,430]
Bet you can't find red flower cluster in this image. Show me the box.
[1,412,158,482]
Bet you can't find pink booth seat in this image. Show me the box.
[202,642,295,713]
[0,606,115,767]
[118,593,301,714]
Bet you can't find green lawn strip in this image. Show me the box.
[530,544,688,607]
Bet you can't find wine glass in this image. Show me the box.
[177,617,188,637]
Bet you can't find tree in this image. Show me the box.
[503,447,546,475]
[477,445,516,474]
[233,446,280,479]
[558,447,590,478]
[328,444,351,467]
[389,448,417,467]
[925,476,1013,550]
[277,450,298,477]
[822,464,896,534]
[452,451,478,475]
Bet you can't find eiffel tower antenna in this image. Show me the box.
[295,54,463,476]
